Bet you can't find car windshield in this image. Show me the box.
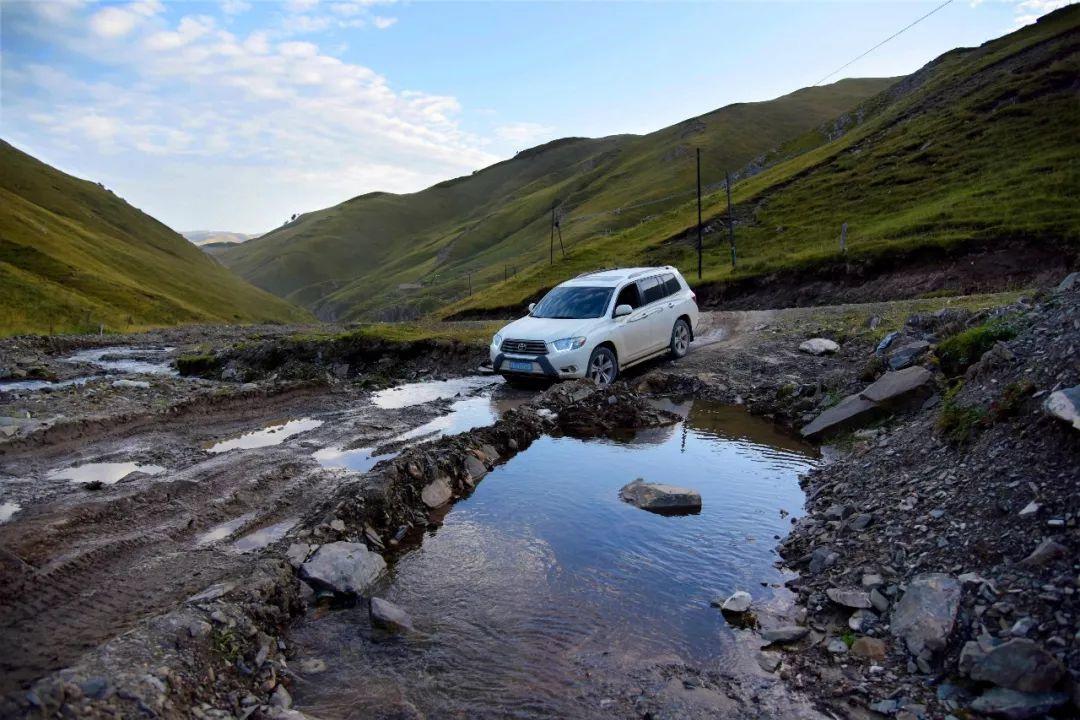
[531,286,613,319]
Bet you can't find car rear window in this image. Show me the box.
[639,276,664,304]
[662,273,680,296]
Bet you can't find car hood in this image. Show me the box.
[497,315,607,344]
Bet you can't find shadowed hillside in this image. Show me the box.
[0,141,312,335]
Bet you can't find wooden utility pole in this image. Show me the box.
[840,222,848,254]
[696,148,703,280]
[549,206,555,265]
[726,171,736,269]
[466,271,472,296]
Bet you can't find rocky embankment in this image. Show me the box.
[702,278,1079,719]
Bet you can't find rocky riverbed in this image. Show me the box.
[1,281,1076,719]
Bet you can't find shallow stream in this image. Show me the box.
[292,397,818,718]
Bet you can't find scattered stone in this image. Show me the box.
[800,393,882,440]
[757,651,781,673]
[970,639,1066,693]
[1018,501,1040,517]
[808,546,839,574]
[850,637,887,660]
[799,338,840,356]
[463,455,488,484]
[720,590,752,614]
[1020,539,1067,567]
[849,609,877,631]
[876,332,901,356]
[886,341,930,370]
[187,621,211,639]
[370,597,414,633]
[420,477,452,508]
[299,542,386,596]
[111,379,150,389]
[271,684,292,709]
[849,513,874,530]
[761,626,809,645]
[329,518,346,532]
[826,638,848,654]
[891,573,961,656]
[969,688,1068,719]
[298,658,327,674]
[1042,386,1080,430]
[285,543,311,568]
[618,479,701,514]
[869,588,889,614]
[827,587,873,609]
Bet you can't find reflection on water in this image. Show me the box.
[61,346,177,376]
[46,462,165,485]
[197,513,255,545]
[315,386,531,473]
[206,418,324,453]
[293,400,818,719]
[371,376,503,409]
[0,377,92,394]
[232,518,298,553]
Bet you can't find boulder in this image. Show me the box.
[826,587,872,609]
[1043,386,1080,431]
[761,626,809,645]
[969,688,1068,719]
[807,546,839,574]
[860,366,935,407]
[887,341,930,370]
[891,573,960,656]
[799,338,840,356]
[619,479,701,514]
[876,331,901,356]
[420,477,452,508]
[800,394,882,440]
[720,591,752,614]
[970,639,1066,693]
[370,597,414,633]
[1020,538,1067,567]
[463,455,488,485]
[299,542,386,596]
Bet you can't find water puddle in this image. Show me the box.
[292,400,818,719]
[197,513,256,545]
[206,418,324,454]
[46,462,165,485]
[0,501,21,523]
[232,518,298,553]
[61,346,177,376]
[315,386,531,473]
[0,377,93,394]
[371,376,503,409]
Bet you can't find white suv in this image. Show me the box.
[490,266,699,385]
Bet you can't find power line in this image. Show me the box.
[812,0,955,86]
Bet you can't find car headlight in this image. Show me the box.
[551,337,586,352]
[492,332,503,347]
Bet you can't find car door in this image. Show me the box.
[638,274,675,354]
[612,282,652,361]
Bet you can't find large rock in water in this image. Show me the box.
[370,597,414,633]
[890,573,960,655]
[299,542,386,595]
[1043,386,1080,431]
[619,479,701,514]
[421,477,452,508]
[969,639,1066,693]
[799,338,840,355]
[860,366,934,408]
[800,394,882,440]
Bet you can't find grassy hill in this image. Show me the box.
[0,141,312,335]
[220,78,894,321]
[447,6,1079,317]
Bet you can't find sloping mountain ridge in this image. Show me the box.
[220,78,894,321]
[0,141,312,335]
[446,5,1080,318]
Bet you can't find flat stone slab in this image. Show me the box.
[886,341,930,370]
[826,587,873,609]
[800,394,882,440]
[860,366,934,406]
[299,542,386,596]
[421,477,452,508]
[761,626,809,645]
[619,479,701,514]
[891,572,960,656]
[1043,386,1080,430]
[799,338,839,355]
[969,639,1066,693]
[370,597,414,633]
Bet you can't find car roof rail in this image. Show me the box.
[627,268,656,279]
[576,266,618,278]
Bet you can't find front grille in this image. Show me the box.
[500,338,548,355]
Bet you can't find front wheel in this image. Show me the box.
[586,346,618,386]
[669,318,691,359]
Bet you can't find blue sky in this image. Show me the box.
[0,0,1067,233]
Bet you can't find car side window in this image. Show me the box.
[639,276,665,305]
[614,283,642,314]
[662,273,680,296]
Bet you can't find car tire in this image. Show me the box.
[586,346,618,386]
[669,318,691,359]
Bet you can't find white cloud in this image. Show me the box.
[1012,0,1072,25]
[373,16,397,29]
[221,0,252,15]
[495,122,557,146]
[88,6,140,37]
[145,15,216,51]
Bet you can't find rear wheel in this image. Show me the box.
[669,318,691,359]
[586,346,618,386]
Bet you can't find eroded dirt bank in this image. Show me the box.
[2,281,1077,719]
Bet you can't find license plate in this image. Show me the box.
[508,360,533,372]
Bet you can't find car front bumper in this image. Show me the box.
[490,345,591,380]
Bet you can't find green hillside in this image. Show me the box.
[221,78,894,321]
[448,6,1079,317]
[0,141,312,335]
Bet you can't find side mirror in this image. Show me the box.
[614,304,632,318]
[528,303,536,312]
